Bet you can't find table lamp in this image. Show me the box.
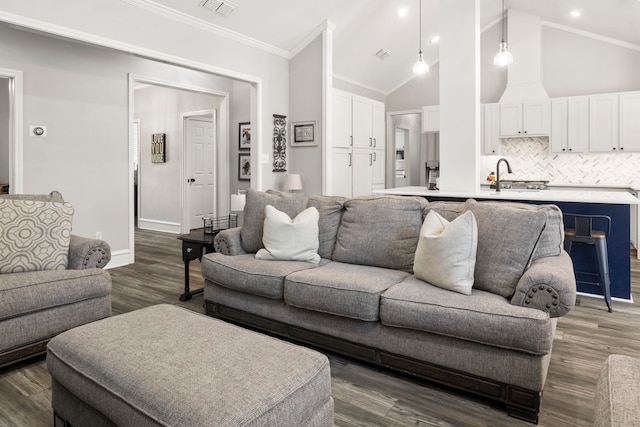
[283,174,302,192]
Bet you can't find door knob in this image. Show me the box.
[188,178,195,183]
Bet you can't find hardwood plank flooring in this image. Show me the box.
[2,228,640,426]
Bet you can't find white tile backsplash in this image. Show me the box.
[483,137,640,189]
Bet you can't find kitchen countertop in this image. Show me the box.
[374,186,640,205]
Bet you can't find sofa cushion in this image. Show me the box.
[240,189,308,253]
[380,276,554,355]
[0,191,64,203]
[0,199,74,273]
[414,210,477,295]
[464,199,546,299]
[201,253,325,299]
[332,196,428,272]
[306,195,347,259]
[256,205,320,263]
[423,201,466,222]
[285,262,410,321]
[0,268,111,322]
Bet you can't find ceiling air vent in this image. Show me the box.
[375,49,392,60]
[199,0,236,17]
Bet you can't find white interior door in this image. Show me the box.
[186,116,216,230]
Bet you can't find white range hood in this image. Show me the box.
[499,9,549,102]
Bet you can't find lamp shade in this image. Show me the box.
[283,174,302,191]
[230,192,246,212]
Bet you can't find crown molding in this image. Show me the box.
[290,19,335,59]
[542,20,640,52]
[120,0,290,58]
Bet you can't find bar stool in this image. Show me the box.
[563,214,612,312]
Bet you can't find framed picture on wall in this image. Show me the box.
[239,153,251,181]
[239,122,251,150]
[291,121,317,147]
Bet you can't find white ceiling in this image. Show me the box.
[149,0,640,94]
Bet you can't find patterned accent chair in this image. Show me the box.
[0,191,112,368]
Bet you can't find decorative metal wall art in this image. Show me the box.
[272,114,287,172]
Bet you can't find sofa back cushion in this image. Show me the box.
[240,189,308,253]
[0,199,74,273]
[332,196,428,272]
[464,199,546,298]
[0,191,64,203]
[306,195,347,259]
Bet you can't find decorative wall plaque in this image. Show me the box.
[151,133,166,163]
[272,114,287,172]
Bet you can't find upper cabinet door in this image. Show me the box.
[522,100,550,135]
[620,92,640,152]
[421,106,440,132]
[499,103,523,136]
[566,97,589,153]
[332,90,353,148]
[482,103,501,155]
[589,94,619,152]
[371,101,385,149]
[352,96,373,148]
[550,98,568,153]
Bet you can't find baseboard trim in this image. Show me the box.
[138,218,181,234]
[104,250,131,269]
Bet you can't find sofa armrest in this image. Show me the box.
[511,251,576,318]
[214,227,247,256]
[67,235,111,269]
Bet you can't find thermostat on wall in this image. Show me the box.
[29,125,47,137]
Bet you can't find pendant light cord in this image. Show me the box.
[418,0,422,54]
[501,0,506,43]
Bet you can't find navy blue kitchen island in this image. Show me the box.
[375,186,640,301]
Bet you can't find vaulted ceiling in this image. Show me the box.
[144,0,640,94]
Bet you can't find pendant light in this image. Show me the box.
[493,0,513,66]
[412,0,429,74]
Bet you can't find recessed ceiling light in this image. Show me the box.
[397,8,408,17]
[429,35,440,44]
[570,10,581,17]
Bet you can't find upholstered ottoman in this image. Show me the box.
[594,354,640,427]
[47,304,334,427]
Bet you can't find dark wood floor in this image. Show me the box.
[2,228,640,427]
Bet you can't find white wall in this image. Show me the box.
[134,85,224,230]
[230,80,252,195]
[0,78,9,185]
[333,78,385,103]
[0,1,289,264]
[289,35,323,195]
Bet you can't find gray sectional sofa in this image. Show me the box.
[202,189,577,423]
[0,192,112,368]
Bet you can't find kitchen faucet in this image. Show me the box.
[495,158,513,193]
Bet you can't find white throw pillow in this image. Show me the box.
[255,205,321,264]
[413,210,478,295]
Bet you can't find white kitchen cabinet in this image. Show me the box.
[620,92,640,152]
[372,149,385,188]
[330,90,385,197]
[550,97,588,153]
[500,100,550,137]
[332,90,353,148]
[331,148,353,198]
[421,106,440,132]
[482,103,501,155]
[352,148,372,197]
[589,94,619,152]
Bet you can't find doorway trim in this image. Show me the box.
[128,74,229,263]
[0,68,23,194]
[181,110,216,234]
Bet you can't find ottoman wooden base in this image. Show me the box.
[47,304,333,427]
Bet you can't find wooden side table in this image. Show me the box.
[177,231,216,301]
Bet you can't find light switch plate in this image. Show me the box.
[261,153,269,164]
[29,125,47,137]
